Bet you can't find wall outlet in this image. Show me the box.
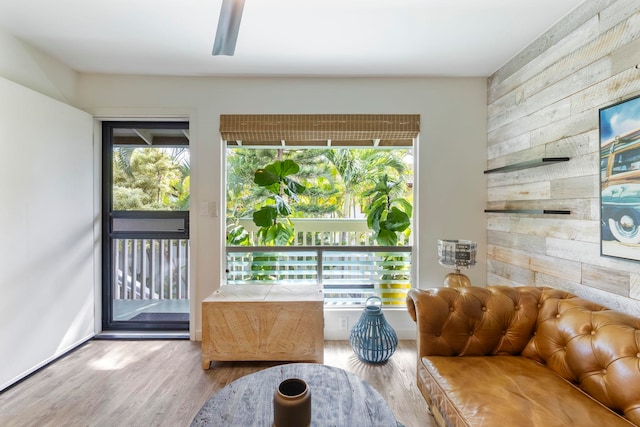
[339,316,349,330]
[198,201,219,217]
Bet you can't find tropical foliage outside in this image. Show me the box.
[112,146,190,211]
[226,148,413,246]
[109,145,414,244]
[109,144,413,304]
[110,146,191,304]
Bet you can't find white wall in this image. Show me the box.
[77,74,488,339]
[0,76,95,391]
[0,27,78,104]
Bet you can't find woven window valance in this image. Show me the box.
[220,114,419,147]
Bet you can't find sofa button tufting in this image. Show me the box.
[407,285,640,427]
[449,307,454,312]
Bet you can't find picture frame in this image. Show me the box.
[600,94,640,261]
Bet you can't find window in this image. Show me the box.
[221,115,418,306]
[612,145,640,175]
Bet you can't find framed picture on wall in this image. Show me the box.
[600,94,640,261]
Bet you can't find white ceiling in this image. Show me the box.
[0,0,586,78]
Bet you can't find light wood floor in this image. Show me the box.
[0,340,435,427]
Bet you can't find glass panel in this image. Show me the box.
[226,250,319,285]
[323,250,411,306]
[112,238,189,322]
[225,148,413,246]
[113,145,190,211]
[225,247,412,306]
[612,145,640,175]
[224,142,414,308]
[104,121,190,330]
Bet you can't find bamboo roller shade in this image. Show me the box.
[220,114,419,147]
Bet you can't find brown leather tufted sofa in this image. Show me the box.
[406,286,640,427]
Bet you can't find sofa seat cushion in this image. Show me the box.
[420,355,635,427]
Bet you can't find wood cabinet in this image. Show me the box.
[201,284,324,368]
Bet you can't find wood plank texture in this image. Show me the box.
[487,0,640,302]
[0,340,433,427]
[488,0,613,99]
[488,230,547,254]
[202,285,324,366]
[581,263,630,296]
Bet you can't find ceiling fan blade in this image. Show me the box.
[212,0,245,56]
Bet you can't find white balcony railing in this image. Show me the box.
[112,219,412,306]
[237,217,412,246]
[229,218,413,306]
[113,238,189,301]
[226,245,412,306]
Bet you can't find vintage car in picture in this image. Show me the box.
[601,128,640,244]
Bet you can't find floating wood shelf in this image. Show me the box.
[484,157,570,174]
[484,209,571,215]
[485,157,571,215]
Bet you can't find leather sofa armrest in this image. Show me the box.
[406,289,419,323]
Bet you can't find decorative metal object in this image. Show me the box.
[437,239,477,287]
[273,378,311,427]
[349,296,398,363]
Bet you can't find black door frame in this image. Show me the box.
[102,120,190,331]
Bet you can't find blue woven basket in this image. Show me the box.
[349,296,398,363]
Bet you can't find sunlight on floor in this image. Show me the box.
[88,342,164,371]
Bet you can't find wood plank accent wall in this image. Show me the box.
[486,0,640,316]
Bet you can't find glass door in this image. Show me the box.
[102,121,190,331]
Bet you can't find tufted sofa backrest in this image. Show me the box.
[406,286,569,356]
[522,294,640,425]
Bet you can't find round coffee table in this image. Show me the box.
[191,363,399,426]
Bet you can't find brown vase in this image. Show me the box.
[273,378,311,427]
